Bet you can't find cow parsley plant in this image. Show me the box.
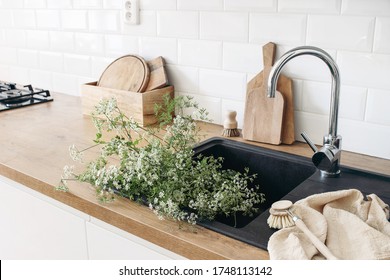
[59,95,265,226]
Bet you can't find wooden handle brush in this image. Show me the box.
[222,110,240,137]
[268,200,338,260]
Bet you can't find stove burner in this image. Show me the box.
[0,81,53,112]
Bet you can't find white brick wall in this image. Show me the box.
[0,0,389,160]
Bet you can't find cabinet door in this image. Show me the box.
[0,176,88,259]
[86,219,186,260]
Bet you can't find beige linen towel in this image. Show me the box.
[268,189,390,260]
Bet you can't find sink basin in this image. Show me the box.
[193,138,316,243]
[193,137,390,250]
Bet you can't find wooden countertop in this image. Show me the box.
[1,92,389,260]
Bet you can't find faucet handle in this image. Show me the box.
[301,131,341,177]
[301,132,318,153]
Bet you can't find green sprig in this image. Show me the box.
[58,94,265,226]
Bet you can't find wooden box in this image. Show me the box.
[81,82,174,126]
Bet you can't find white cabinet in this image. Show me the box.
[0,175,185,260]
[86,218,186,260]
[0,175,88,259]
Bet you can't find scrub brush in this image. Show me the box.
[267,200,338,260]
[222,110,240,137]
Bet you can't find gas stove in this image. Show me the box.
[0,81,53,112]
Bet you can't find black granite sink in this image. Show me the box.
[193,137,390,250]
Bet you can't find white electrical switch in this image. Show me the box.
[123,0,140,25]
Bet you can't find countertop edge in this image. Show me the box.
[0,162,269,260]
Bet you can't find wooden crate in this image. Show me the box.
[81,82,174,126]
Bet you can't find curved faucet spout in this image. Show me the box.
[267,46,342,177]
[267,46,340,138]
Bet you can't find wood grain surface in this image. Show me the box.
[98,55,150,92]
[243,42,285,145]
[245,42,295,144]
[145,56,169,91]
[0,93,389,260]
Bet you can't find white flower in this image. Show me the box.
[69,144,83,162]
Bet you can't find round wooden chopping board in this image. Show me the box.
[98,55,150,92]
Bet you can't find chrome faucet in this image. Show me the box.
[267,46,342,177]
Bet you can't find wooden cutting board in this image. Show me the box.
[145,56,169,91]
[98,54,150,92]
[243,88,284,144]
[243,42,295,144]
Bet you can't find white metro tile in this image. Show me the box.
[178,39,222,69]
[0,10,14,27]
[36,10,60,29]
[61,10,88,30]
[140,0,177,10]
[301,81,331,116]
[277,46,337,83]
[337,51,390,90]
[75,33,104,55]
[339,85,367,121]
[165,64,198,93]
[0,30,5,45]
[291,79,303,111]
[221,99,245,129]
[139,37,177,64]
[47,0,72,8]
[199,69,247,100]
[1,0,23,8]
[278,0,341,14]
[0,47,18,64]
[24,0,46,8]
[9,66,30,84]
[365,89,390,126]
[200,12,248,42]
[157,11,199,39]
[104,35,139,56]
[39,51,63,72]
[103,0,122,9]
[0,65,10,81]
[223,43,263,73]
[26,30,49,49]
[249,14,306,45]
[307,15,375,52]
[339,119,390,159]
[52,73,80,96]
[224,0,277,12]
[18,49,39,68]
[73,0,103,9]
[177,0,223,10]
[13,10,36,28]
[374,17,390,54]
[122,11,157,37]
[89,10,120,32]
[4,29,25,47]
[342,0,390,16]
[64,54,91,76]
[50,31,74,52]
[30,69,52,89]
[302,81,367,121]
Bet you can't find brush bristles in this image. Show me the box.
[267,212,295,229]
[222,128,240,137]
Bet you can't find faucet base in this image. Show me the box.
[320,169,341,178]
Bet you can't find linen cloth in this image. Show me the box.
[268,189,390,260]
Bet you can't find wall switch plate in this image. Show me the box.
[123,0,140,25]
